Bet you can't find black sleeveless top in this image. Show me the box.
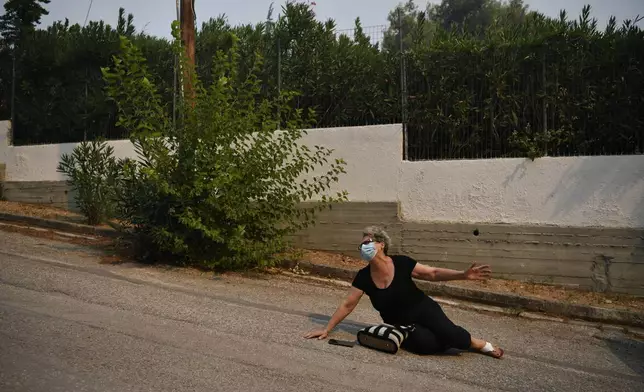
[351,255,427,325]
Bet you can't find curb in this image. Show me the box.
[415,280,644,329]
[279,259,644,329]
[2,211,642,330]
[0,212,120,238]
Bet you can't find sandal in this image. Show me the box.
[483,347,504,359]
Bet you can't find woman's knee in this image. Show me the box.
[414,298,472,350]
[420,321,472,350]
[440,325,471,350]
[403,328,445,355]
[403,340,444,355]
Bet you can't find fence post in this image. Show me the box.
[173,52,177,130]
[172,0,180,131]
[277,37,282,130]
[84,70,88,141]
[10,48,16,140]
[542,54,548,157]
[399,9,408,160]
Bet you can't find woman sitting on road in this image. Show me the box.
[304,226,504,359]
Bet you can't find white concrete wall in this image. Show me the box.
[2,121,643,228]
[399,157,644,228]
[0,122,401,202]
[0,124,139,182]
[298,125,402,202]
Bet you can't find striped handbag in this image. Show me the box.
[357,324,415,354]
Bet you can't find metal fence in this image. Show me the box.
[403,52,644,161]
[3,18,642,161]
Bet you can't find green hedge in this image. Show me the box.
[1,4,642,160]
[406,10,644,159]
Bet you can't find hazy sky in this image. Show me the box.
[25,0,644,38]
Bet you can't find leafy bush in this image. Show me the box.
[56,139,122,225]
[101,23,347,270]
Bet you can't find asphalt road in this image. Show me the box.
[1,229,643,392]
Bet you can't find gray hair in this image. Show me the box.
[363,226,392,255]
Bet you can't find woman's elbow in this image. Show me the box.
[342,301,358,313]
[422,270,438,281]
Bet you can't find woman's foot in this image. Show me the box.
[472,339,504,359]
[479,342,504,359]
[482,346,504,359]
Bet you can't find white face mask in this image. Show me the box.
[360,242,377,261]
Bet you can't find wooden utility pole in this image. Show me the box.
[180,0,196,66]
[180,0,196,100]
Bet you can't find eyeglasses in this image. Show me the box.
[358,239,374,251]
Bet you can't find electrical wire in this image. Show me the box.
[83,0,94,27]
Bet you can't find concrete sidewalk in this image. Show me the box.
[1,229,643,392]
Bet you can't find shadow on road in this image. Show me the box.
[308,313,368,334]
[604,335,644,377]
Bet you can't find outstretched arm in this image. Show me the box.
[411,262,492,282]
[304,287,364,340]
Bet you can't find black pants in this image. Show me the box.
[400,297,472,355]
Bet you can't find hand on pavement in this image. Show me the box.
[304,329,329,340]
